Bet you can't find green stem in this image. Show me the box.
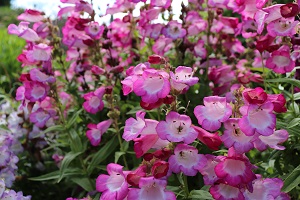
[183,174,189,198]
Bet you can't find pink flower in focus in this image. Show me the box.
[156,111,198,144]
[253,129,289,151]
[266,45,295,74]
[86,119,112,146]
[193,125,222,150]
[221,118,255,153]
[267,94,287,113]
[133,69,170,104]
[82,87,105,114]
[239,102,276,136]
[24,81,50,102]
[210,183,245,200]
[194,96,232,132]
[127,177,176,200]
[214,149,256,187]
[243,87,267,105]
[123,111,146,141]
[96,163,128,200]
[267,18,298,37]
[168,144,207,176]
[170,66,199,93]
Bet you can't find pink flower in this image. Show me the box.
[82,87,105,114]
[210,183,245,200]
[168,144,207,176]
[96,163,128,200]
[150,0,171,9]
[29,68,55,83]
[266,45,295,74]
[26,43,52,62]
[253,129,289,151]
[152,36,173,56]
[127,177,176,200]
[133,69,170,104]
[194,96,232,132]
[24,81,50,102]
[243,177,286,200]
[151,161,169,179]
[7,22,40,42]
[243,87,267,105]
[214,149,256,187]
[86,119,112,146]
[170,66,199,93]
[156,111,198,144]
[193,125,222,150]
[221,118,255,153]
[194,40,207,59]
[239,102,276,136]
[267,94,287,113]
[198,155,221,185]
[85,22,104,39]
[162,21,186,40]
[267,17,298,37]
[123,111,146,141]
[186,11,207,36]
[29,108,56,128]
[17,9,45,22]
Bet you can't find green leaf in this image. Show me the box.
[265,78,300,88]
[71,177,94,191]
[0,125,9,131]
[287,118,300,129]
[66,108,83,129]
[189,190,214,200]
[87,136,119,174]
[58,151,83,182]
[29,168,82,181]
[115,151,125,163]
[282,164,300,193]
[69,129,84,153]
[33,125,64,138]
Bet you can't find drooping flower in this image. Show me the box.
[194,96,232,132]
[82,87,105,114]
[96,163,128,200]
[168,144,207,176]
[243,87,267,105]
[253,129,289,151]
[123,111,146,141]
[7,21,40,42]
[86,119,113,146]
[193,125,222,150]
[239,102,276,136]
[156,111,198,144]
[17,9,45,22]
[127,177,176,200]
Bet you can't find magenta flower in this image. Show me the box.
[210,183,244,200]
[7,21,40,42]
[168,144,207,176]
[253,129,289,151]
[83,87,105,114]
[133,69,170,104]
[243,87,267,105]
[85,22,104,39]
[221,118,255,153]
[17,9,44,22]
[29,68,55,83]
[214,149,256,187]
[239,102,276,136]
[24,81,50,102]
[267,18,298,37]
[267,94,287,113]
[29,108,56,128]
[198,155,221,185]
[127,177,176,200]
[193,125,222,150]
[194,96,232,132]
[266,45,295,74]
[150,0,171,9]
[243,177,287,200]
[123,111,146,141]
[170,66,199,92]
[86,119,112,146]
[96,163,128,200]
[156,111,198,144]
[26,43,52,62]
[162,20,186,40]
[152,36,173,56]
